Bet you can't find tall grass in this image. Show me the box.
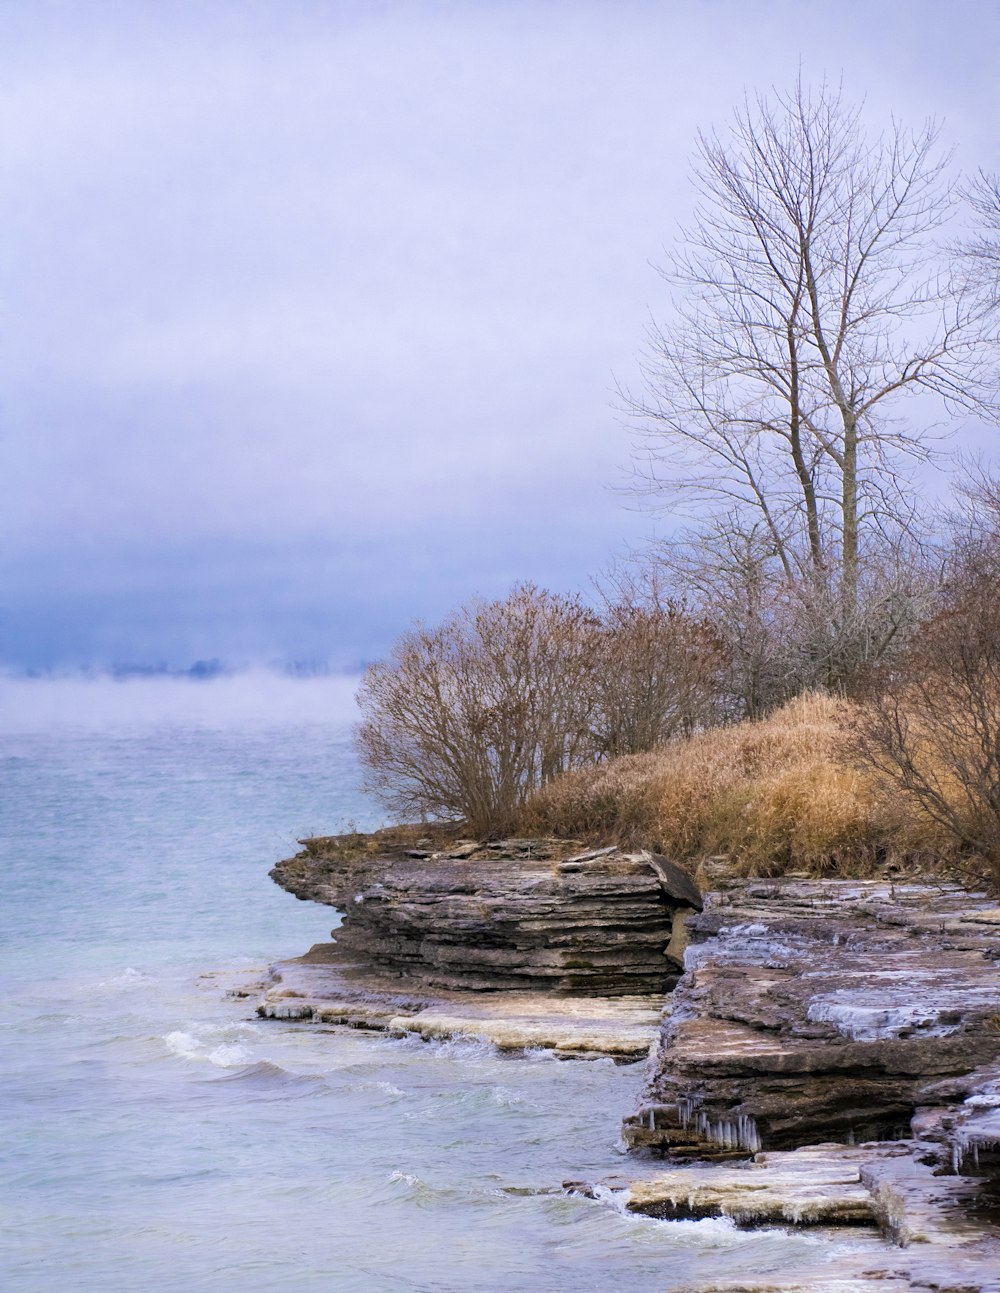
[519,695,892,876]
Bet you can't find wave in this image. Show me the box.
[384,1169,463,1209]
[163,1029,253,1068]
[208,1059,325,1093]
[97,967,156,989]
[385,1032,504,1065]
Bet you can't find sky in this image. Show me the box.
[2,0,1000,672]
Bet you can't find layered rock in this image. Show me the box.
[261,833,699,1059]
[270,834,700,996]
[603,1143,1000,1293]
[623,879,1000,1160]
[568,1144,881,1226]
[577,876,1000,1290]
[258,946,665,1060]
[571,1140,990,1233]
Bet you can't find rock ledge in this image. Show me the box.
[270,833,700,996]
[262,833,699,1059]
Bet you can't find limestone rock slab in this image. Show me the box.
[256,941,663,1060]
[271,835,700,995]
[626,880,1000,1159]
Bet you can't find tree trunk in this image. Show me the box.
[842,411,859,614]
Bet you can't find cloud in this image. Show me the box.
[2,0,998,667]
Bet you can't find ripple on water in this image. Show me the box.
[206,1059,326,1094]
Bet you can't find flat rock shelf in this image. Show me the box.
[257,949,666,1060]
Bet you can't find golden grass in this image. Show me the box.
[519,694,893,876]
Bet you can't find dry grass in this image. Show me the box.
[519,694,895,876]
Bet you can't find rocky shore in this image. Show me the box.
[585,876,1000,1291]
[265,832,1000,1290]
[263,832,699,1057]
[270,831,701,994]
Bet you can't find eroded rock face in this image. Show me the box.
[624,880,1000,1161]
[270,835,699,996]
[572,878,1000,1290]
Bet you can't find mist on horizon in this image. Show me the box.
[0,669,363,732]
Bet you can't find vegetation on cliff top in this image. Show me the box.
[354,81,1000,892]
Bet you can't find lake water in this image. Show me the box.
[1,674,877,1292]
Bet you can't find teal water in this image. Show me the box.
[0,676,881,1292]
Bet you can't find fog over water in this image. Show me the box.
[0,670,363,731]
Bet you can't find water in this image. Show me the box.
[1,675,879,1292]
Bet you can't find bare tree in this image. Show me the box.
[629,80,997,679]
[660,521,805,719]
[653,517,935,720]
[965,170,1000,305]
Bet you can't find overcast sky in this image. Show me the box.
[2,0,999,671]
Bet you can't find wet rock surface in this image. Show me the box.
[270,833,698,996]
[624,880,1000,1159]
[257,945,664,1059]
[569,1144,881,1226]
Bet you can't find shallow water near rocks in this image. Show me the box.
[1,677,888,1292]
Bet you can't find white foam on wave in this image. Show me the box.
[523,1046,560,1063]
[432,1035,501,1062]
[207,1042,252,1066]
[387,1031,502,1066]
[590,1183,632,1215]
[163,1028,253,1067]
[608,1207,854,1251]
[98,967,155,989]
[489,1085,530,1109]
[164,1030,202,1059]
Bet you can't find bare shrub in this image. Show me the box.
[854,509,1000,891]
[356,578,730,837]
[355,584,600,837]
[591,567,725,755]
